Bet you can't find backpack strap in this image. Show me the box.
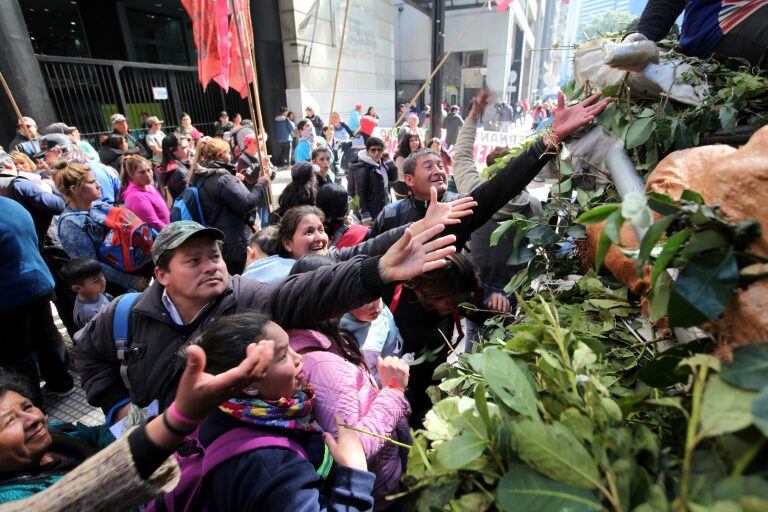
[113,292,141,392]
[201,426,332,478]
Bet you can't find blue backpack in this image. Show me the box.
[103,292,141,425]
[146,427,332,511]
[170,185,206,225]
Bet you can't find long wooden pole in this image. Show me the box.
[241,0,274,206]
[0,70,33,140]
[329,0,352,119]
[391,0,490,131]
[232,0,273,208]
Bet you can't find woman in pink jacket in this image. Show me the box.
[119,154,170,231]
[288,254,411,509]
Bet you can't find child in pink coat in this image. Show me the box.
[288,255,411,509]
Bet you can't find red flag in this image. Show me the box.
[181,0,230,91]
[228,0,254,99]
[495,0,514,12]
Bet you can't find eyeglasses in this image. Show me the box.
[368,147,383,154]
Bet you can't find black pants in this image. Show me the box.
[278,141,292,166]
[0,294,74,406]
[714,4,768,67]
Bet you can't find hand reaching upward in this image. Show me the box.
[551,91,611,144]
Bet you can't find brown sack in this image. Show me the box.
[646,127,768,258]
[582,222,650,295]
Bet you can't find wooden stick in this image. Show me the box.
[242,0,274,207]
[232,0,273,208]
[329,0,352,119]
[391,0,491,132]
[0,70,33,141]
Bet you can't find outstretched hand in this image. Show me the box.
[412,187,477,236]
[551,91,611,143]
[323,415,367,472]
[174,341,275,421]
[469,89,493,119]
[378,223,457,283]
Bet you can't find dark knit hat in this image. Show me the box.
[291,161,316,181]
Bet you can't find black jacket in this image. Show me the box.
[307,114,324,135]
[348,150,398,223]
[8,131,40,158]
[157,159,190,201]
[191,161,265,265]
[73,257,388,412]
[98,146,124,172]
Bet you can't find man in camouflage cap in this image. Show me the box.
[75,219,457,423]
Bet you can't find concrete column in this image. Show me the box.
[0,0,56,146]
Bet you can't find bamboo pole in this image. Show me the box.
[329,0,352,119]
[0,70,34,141]
[232,0,273,208]
[391,0,491,132]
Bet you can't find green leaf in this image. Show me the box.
[719,105,738,133]
[625,116,655,149]
[679,230,729,259]
[497,465,602,512]
[595,228,613,272]
[714,475,768,503]
[490,220,516,246]
[668,249,739,327]
[621,192,652,229]
[603,209,624,245]
[648,270,672,322]
[527,225,561,245]
[647,192,680,216]
[700,376,757,438]
[681,189,705,204]
[751,387,768,437]
[650,228,693,285]
[572,342,597,372]
[473,348,539,419]
[504,267,530,295]
[510,419,601,489]
[637,215,675,268]
[720,342,768,391]
[474,381,491,428]
[575,204,619,225]
[436,432,487,469]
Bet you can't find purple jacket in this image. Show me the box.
[289,329,411,506]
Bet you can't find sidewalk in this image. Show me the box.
[45,305,104,426]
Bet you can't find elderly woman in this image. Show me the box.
[0,340,274,509]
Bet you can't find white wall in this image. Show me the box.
[281,0,396,125]
[393,2,431,81]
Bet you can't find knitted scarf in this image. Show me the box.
[218,384,323,433]
[300,126,316,146]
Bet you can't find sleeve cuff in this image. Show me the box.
[360,256,388,296]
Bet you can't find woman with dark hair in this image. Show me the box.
[316,184,368,248]
[97,134,126,172]
[119,154,170,231]
[243,195,475,283]
[174,112,197,137]
[157,134,190,202]
[0,342,274,508]
[288,256,411,507]
[268,161,318,225]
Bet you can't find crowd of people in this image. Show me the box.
[0,88,609,510]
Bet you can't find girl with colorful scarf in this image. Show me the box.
[194,311,376,512]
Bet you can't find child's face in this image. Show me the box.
[350,298,383,323]
[255,321,304,400]
[73,273,106,298]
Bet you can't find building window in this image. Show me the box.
[464,50,486,68]
[21,0,90,58]
[125,8,193,65]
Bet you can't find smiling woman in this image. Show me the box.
[0,372,114,504]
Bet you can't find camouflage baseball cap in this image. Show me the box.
[151,221,224,263]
